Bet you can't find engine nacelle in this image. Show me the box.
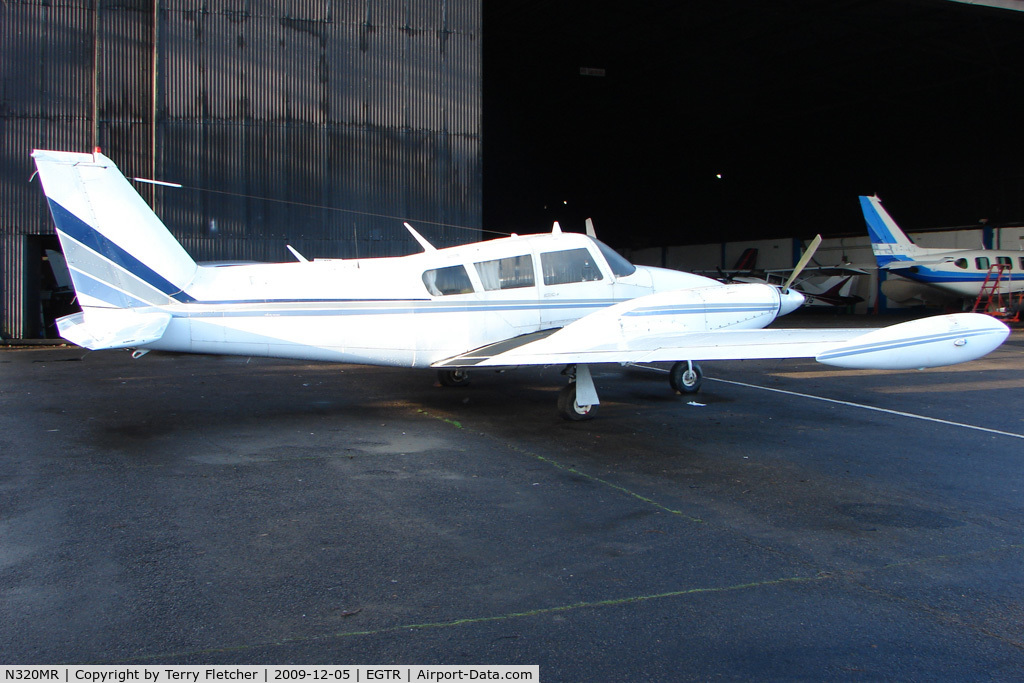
[618,283,788,336]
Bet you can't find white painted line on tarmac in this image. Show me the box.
[707,376,1024,441]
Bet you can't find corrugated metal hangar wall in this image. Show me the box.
[1,0,482,339]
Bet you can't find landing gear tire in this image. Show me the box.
[558,383,598,421]
[438,369,471,387]
[670,361,703,394]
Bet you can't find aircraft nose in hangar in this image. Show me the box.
[779,288,805,316]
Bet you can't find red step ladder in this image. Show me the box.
[972,263,1008,313]
[972,263,1018,320]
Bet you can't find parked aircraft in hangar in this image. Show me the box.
[705,246,866,309]
[860,194,1024,307]
[30,150,1010,420]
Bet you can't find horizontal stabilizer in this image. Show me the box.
[56,310,172,351]
[815,313,1008,370]
[879,258,954,270]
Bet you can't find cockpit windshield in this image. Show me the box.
[589,237,637,277]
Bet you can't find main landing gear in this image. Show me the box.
[437,368,471,387]
[437,361,703,421]
[558,364,599,421]
[557,361,703,420]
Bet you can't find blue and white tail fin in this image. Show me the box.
[858,195,928,267]
[32,149,197,349]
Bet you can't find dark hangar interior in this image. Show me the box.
[483,0,1024,247]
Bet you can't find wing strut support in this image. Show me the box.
[574,364,599,405]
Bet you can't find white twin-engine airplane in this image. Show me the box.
[32,150,1009,420]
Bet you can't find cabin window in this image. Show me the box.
[591,238,637,277]
[953,258,968,270]
[540,248,604,285]
[997,256,1013,269]
[474,255,535,291]
[422,265,474,296]
[975,257,990,270]
[1020,257,1024,270]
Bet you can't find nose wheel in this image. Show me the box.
[437,368,471,387]
[669,361,703,394]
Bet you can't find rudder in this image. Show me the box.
[858,195,919,267]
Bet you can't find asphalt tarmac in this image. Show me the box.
[2,324,1023,679]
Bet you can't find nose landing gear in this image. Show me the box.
[669,361,703,394]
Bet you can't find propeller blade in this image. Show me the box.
[782,234,822,292]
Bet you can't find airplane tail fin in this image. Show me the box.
[32,150,198,310]
[32,150,198,349]
[733,247,758,271]
[858,195,922,267]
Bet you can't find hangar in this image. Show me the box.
[2,0,1023,339]
[1,0,482,339]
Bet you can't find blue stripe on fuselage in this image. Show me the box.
[623,304,775,317]
[888,265,1018,284]
[182,299,620,318]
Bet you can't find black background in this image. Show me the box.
[483,0,1024,248]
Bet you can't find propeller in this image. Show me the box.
[782,234,822,293]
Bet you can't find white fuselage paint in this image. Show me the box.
[139,232,755,367]
[880,248,1024,298]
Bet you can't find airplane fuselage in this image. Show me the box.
[862,195,1024,300]
[881,249,1024,298]
[140,232,792,367]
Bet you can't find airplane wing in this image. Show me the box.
[764,266,871,276]
[434,291,1008,371]
[437,327,858,366]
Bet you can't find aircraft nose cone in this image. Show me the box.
[778,288,805,316]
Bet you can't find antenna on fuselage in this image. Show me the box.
[552,221,562,234]
[286,245,309,263]
[404,222,437,252]
[585,218,596,238]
